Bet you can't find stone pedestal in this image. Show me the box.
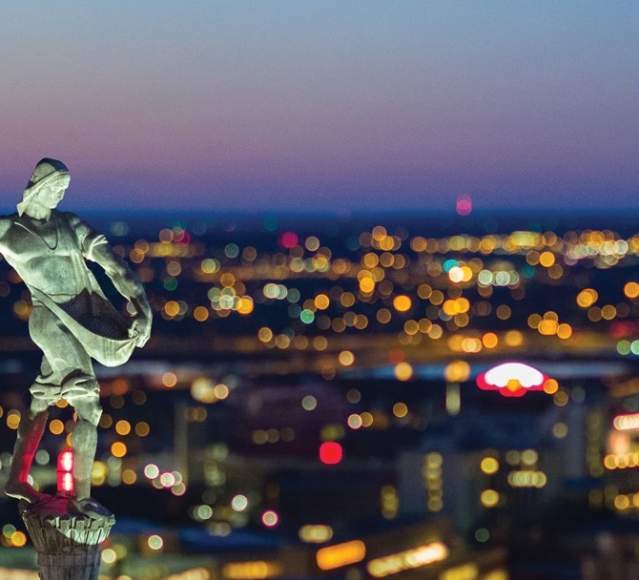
[19,496,115,580]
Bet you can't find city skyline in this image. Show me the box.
[1,1,638,211]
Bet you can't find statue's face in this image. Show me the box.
[37,174,70,209]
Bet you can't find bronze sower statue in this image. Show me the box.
[0,158,152,518]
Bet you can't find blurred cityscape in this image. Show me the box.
[1,208,639,579]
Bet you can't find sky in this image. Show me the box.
[0,1,638,212]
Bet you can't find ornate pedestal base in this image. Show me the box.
[19,496,115,580]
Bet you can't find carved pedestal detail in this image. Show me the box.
[19,496,115,580]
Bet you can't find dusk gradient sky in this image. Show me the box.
[1,1,638,211]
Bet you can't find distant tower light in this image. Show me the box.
[456,194,473,216]
[319,442,343,465]
[279,231,299,249]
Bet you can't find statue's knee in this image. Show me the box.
[74,401,102,427]
[28,398,49,417]
[29,383,61,412]
[62,374,102,426]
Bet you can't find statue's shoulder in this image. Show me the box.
[57,210,80,224]
[57,211,87,233]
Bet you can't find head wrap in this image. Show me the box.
[18,158,70,216]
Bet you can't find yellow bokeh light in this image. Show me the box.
[449,265,473,283]
[480,489,500,508]
[11,531,27,548]
[122,468,137,485]
[417,283,432,299]
[316,540,366,571]
[495,304,511,320]
[338,350,355,366]
[504,330,523,347]
[527,314,541,329]
[482,332,498,349]
[444,360,471,382]
[164,300,180,317]
[538,319,558,336]
[392,402,408,418]
[359,277,375,293]
[111,441,127,458]
[393,295,412,312]
[314,294,330,310]
[377,308,392,324]
[442,300,458,316]
[576,288,598,308]
[162,372,178,388]
[258,327,273,343]
[372,226,387,241]
[115,420,131,436]
[601,304,616,320]
[135,421,151,437]
[360,412,374,428]
[539,251,555,267]
[556,323,573,340]
[6,411,21,430]
[193,306,209,322]
[625,282,639,299]
[543,378,559,394]
[480,457,500,475]
[49,418,64,435]
[237,296,254,315]
[394,362,413,381]
[614,495,630,510]
[363,252,379,268]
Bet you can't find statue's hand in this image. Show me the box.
[129,311,152,347]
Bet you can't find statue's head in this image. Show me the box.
[18,158,71,216]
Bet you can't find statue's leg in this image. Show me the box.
[68,387,102,501]
[59,347,101,503]
[64,374,106,519]
[20,306,100,504]
[5,357,58,503]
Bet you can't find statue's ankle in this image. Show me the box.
[4,481,41,503]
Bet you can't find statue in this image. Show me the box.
[0,158,152,518]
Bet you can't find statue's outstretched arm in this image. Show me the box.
[69,214,152,347]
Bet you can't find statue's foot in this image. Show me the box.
[70,497,113,521]
[4,481,49,504]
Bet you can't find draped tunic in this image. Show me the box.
[0,211,142,366]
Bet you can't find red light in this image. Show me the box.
[57,448,75,496]
[611,321,635,338]
[319,442,343,465]
[58,450,74,472]
[61,473,74,493]
[174,229,191,244]
[279,231,299,249]
[456,194,472,216]
[388,348,405,364]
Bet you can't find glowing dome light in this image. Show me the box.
[477,362,548,397]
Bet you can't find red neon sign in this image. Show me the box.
[57,448,74,496]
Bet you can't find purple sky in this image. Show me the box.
[1,1,638,211]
